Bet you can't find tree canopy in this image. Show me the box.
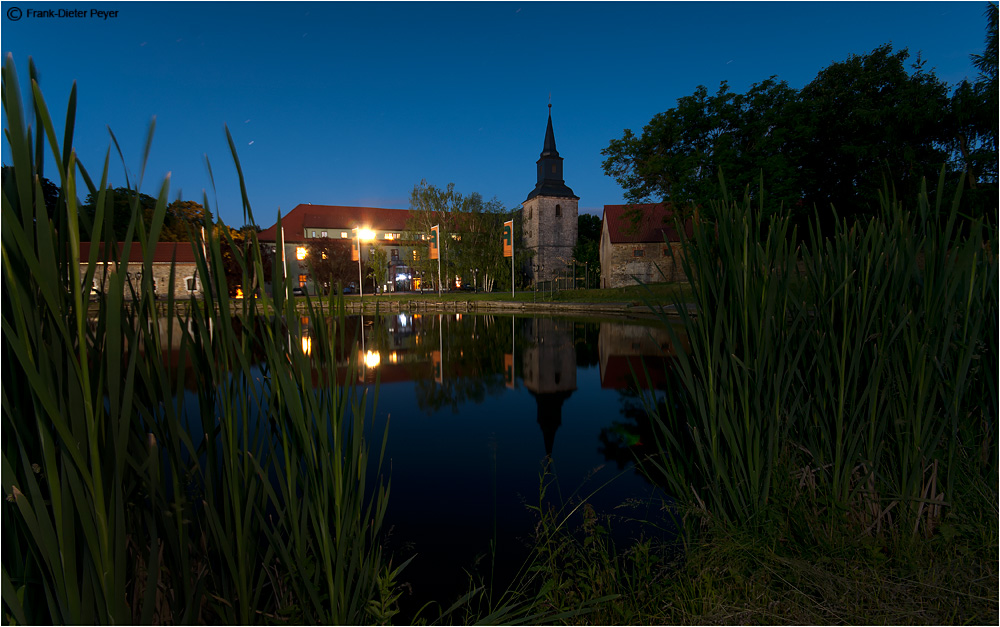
[79,187,213,242]
[405,180,526,292]
[603,27,998,228]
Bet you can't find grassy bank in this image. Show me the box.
[315,281,694,305]
[513,174,998,624]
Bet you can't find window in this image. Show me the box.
[633,249,644,258]
[185,276,199,292]
[311,230,316,238]
[555,204,561,217]
[298,274,308,287]
[391,249,399,260]
[321,231,327,237]
[321,251,328,260]
[341,231,348,238]
[296,246,307,260]
[663,247,671,256]
[412,250,419,262]
[528,207,533,220]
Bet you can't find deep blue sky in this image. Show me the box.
[1,1,991,226]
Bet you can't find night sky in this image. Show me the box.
[1,1,990,225]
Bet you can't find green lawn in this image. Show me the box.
[330,282,693,305]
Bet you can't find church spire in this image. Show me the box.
[541,103,558,157]
[526,102,577,201]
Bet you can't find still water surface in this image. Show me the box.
[321,312,685,609]
[166,311,684,611]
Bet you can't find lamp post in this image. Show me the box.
[354,227,375,302]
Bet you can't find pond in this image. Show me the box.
[319,312,686,611]
[158,311,687,613]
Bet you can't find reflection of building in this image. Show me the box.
[521,317,577,456]
[599,204,693,288]
[598,322,686,389]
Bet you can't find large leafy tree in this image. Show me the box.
[80,187,211,241]
[405,180,516,291]
[604,38,994,229]
[602,77,801,215]
[797,45,951,218]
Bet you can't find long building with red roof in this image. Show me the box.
[257,203,421,293]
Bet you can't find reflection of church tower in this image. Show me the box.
[521,317,578,456]
[522,104,579,284]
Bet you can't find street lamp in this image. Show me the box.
[354,227,376,301]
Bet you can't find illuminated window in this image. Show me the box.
[298,274,308,287]
[321,251,328,260]
[321,231,327,237]
[341,231,348,238]
[296,246,307,260]
[412,250,419,261]
[311,230,316,237]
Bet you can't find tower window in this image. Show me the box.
[528,207,533,220]
[555,204,561,217]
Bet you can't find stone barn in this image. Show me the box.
[80,241,207,298]
[599,203,693,288]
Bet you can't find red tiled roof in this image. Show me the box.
[79,242,201,263]
[602,203,693,244]
[259,205,413,242]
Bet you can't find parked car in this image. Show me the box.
[292,287,306,296]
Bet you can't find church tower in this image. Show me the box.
[522,104,578,284]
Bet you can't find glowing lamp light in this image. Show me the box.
[363,350,381,369]
[296,246,307,260]
[301,336,312,355]
[356,228,376,241]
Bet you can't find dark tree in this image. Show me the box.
[573,213,602,286]
[603,39,994,232]
[306,237,356,295]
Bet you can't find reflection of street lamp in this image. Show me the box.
[354,227,376,301]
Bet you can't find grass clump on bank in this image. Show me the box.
[1,57,399,624]
[499,173,997,625]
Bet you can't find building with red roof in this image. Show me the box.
[79,241,207,298]
[258,204,420,293]
[599,203,693,288]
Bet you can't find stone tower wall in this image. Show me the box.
[522,195,578,283]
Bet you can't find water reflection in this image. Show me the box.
[522,318,577,456]
[288,313,687,468]
[143,310,686,613]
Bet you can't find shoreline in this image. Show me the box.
[97,296,695,320]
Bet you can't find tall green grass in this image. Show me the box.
[648,172,997,538]
[2,56,395,624]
